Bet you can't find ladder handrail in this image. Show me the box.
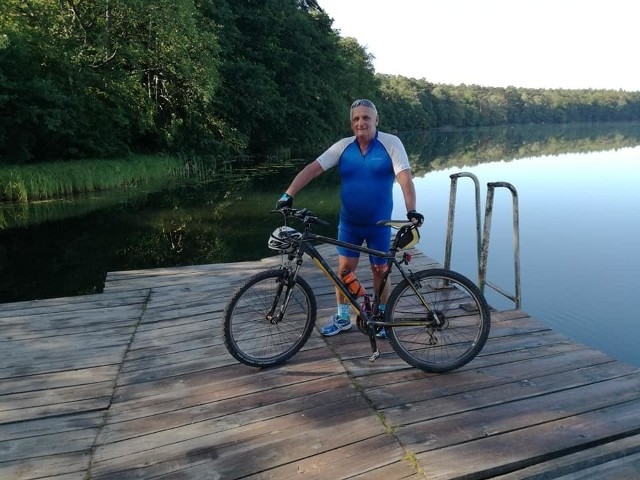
[479,181,521,309]
[444,174,522,309]
[444,172,482,282]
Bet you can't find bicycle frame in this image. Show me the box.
[223,209,490,372]
[280,224,432,357]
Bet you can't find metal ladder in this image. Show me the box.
[443,172,521,309]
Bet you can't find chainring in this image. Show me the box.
[356,315,372,335]
[356,314,385,336]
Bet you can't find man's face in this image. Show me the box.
[350,105,378,142]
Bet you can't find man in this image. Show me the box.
[276,99,424,336]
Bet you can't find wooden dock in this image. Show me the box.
[2,245,640,479]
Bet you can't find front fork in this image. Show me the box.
[267,264,300,324]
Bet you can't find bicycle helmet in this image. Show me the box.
[268,226,302,253]
[396,225,420,250]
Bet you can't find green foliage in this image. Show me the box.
[0,0,222,162]
[376,75,640,131]
[401,121,640,177]
[0,0,381,163]
[1,0,639,170]
[0,154,183,202]
[208,1,373,154]
[378,75,435,130]
[1,0,134,161]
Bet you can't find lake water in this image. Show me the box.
[405,146,640,367]
[1,124,639,367]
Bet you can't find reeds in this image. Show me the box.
[0,155,185,203]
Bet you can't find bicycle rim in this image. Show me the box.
[223,269,316,368]
[387,268,491,373]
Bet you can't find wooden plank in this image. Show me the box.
[414,398,640,479]
[364,347,624,413]
[104,262,269,292]
[0,411,103,441]
[91,412,389,479]
[393,372,640,450]
[2,246,640,480]
[1,426,98,462]
[0,451,92,480]
[100,373,351,443]
[0,290,149,317]
[0,344,129,378]
[182,435,422,480]
[330,322,592,384]
[555,452,640,480]
[0,313,139,337]
[0,365,120,396]
[0,380,114,412]
[491,433,640,479]
[111,346,341,402]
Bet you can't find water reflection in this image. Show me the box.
[411,146,640,368]
[403,121,640,175]
[3,122,639,230]
[1,122,640,368]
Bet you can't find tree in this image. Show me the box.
[0,0,223,162]
[209,0,378,156]
[3,0,639,165]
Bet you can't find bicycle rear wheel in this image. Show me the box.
[223,269,317,368]
[386,268,491,373]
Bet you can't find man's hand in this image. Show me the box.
[407,210,424,226]
[276,193,293,209]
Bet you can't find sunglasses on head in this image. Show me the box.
[351,99,376,109]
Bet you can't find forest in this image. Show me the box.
[2,0,640,165]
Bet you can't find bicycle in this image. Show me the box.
[222,207,491,373]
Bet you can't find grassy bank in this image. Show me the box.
[0,155,186,203]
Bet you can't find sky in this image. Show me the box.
[319,0,638,92]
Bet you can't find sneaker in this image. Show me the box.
[376,327,387,339]
[321,315,352,336]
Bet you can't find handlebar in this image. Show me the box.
[272,206,421,253]
[271,207,331,227]
[273,207,419,230]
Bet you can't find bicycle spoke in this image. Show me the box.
[223,270,316,367]
[387,269,490,372]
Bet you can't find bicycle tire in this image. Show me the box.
[223,269,317,368]
[385,268,491,373]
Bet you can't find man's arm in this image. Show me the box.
[396,169,417,212]
[396,169,424,225]
[284,160,324,197]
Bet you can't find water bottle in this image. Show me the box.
[341,269,366,297]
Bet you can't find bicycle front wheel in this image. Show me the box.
[386,268,491,373]
[223,269,317,368]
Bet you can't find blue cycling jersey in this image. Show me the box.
[317,131,411,226]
